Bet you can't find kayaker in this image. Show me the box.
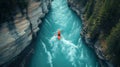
[57,30,61,40]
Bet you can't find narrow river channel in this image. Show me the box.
[28,0,100,67]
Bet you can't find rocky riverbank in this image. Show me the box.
[0,0,51,66]
[67,0,114,67]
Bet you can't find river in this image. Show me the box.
[28,0,100,67]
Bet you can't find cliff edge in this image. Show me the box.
[0,0,51,66]
[68,0,120,67]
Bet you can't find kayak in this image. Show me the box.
[58,36,61,40]
[57,30,61,40]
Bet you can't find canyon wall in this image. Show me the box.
[68,0,120,67]
[0,0,51,66]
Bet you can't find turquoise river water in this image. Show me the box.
[28,0,100,67]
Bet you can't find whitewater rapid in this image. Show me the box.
[28,0,100,67]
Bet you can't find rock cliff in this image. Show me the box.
[68,0,120,67]
[0,0,51,66]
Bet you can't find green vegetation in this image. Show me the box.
[84,0,95,20]
[106,20,120,66]
[82,0,120,66]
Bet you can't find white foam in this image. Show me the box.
[60,37,78,67]
[80,48,84,58]
[41,41,53,67]
[61,37,78,48]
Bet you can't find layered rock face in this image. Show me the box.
[0,0,51,66]
[67,0,87,16]
[68,0,120,67]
